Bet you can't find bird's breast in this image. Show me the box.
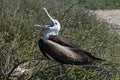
[43,30,58,40]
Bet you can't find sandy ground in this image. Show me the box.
[93,10,120,26]
[91,9,120,33]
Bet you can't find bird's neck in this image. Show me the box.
[43,31,58,41]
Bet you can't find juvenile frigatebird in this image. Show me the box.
[34,8,104,66]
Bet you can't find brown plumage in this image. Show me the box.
[38,35,103,65]
[35,8,104,66]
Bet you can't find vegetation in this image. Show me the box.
[0,0,120,80]
[78,0,120,9]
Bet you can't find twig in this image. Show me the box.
[28,64,60,80]
[43,64,60,71]
[14,0,20,16]
[17,35,36,49]
[5,58,46,80]
[60,1,78,21]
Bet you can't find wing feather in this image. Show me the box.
[38,36,104,65]
[49,35,74,47]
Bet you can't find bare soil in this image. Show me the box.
[93,9,120,26]
[91,9,120,34]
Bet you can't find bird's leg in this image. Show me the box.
[59,64,63,75]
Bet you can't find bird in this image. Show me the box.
[34,8,104,67]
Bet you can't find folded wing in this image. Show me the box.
[38,35,103,65]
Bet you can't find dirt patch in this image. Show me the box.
[93,9,120,26]
[91,9,120,34]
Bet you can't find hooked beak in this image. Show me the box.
[34,8,54,28]
[42,7,54,22]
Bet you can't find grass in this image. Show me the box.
[78,0,120,9]
[0,0,120,80]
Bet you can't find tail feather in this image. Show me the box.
[82,50,105,62]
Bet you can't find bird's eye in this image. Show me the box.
[55,23,57,25]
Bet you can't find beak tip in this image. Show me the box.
[42,7,46,10]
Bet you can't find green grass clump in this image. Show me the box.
[0,0,120,80]
[78,0,120,9]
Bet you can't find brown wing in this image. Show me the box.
[43,40,103,65]
[39,35,103,65]
[49,35,74,47]
[49,35,103,61]
[71,48,104,61]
